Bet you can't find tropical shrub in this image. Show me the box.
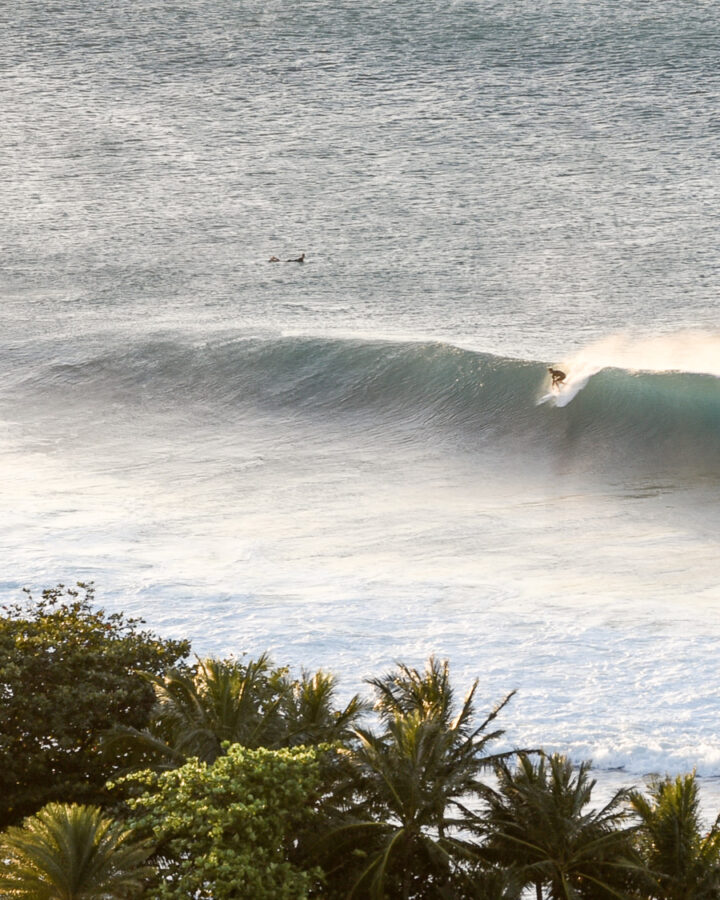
[119,743,325,899]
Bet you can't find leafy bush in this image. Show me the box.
[120,743,325,899]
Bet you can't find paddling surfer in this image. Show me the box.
[268,253,305,262]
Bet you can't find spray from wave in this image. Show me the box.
[540,331,720,408]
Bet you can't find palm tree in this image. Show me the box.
[630,772,720,899]
[0,802,153,899]
[104,655,366,769]
[465,862,524,899]
[314,657,517,899]
[367,657,517,813]
[105,655,291,767]
[481,753,638,900]
[278,668,368,747]
[368,657,476,726]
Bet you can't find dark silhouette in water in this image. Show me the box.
[286,253,305,263]
[548,367,566,389]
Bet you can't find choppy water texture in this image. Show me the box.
[2,1,720,796]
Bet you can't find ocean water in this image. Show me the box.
[3,1,720,805]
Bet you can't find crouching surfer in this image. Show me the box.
[548,367,566,389]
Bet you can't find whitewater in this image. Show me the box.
[3,0,720,808]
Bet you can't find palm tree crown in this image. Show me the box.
[104,654,366,769]
[482,753,637,900]
[630,772,720,899]
[317,657,517,899]
[279,668,369,747]
[0,802,153,900]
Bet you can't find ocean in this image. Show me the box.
[3,0,720,806]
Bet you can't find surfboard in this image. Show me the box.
[537,380,568,406]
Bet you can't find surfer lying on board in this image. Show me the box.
[548,367,566,389]
[269,253,305,263]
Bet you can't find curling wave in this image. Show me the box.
[16,333,720,475]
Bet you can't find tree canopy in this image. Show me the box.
[0,583,190,827]
[482,753,638,900]
[3,585,720,899]
[630,773,720,899]
[313,657,517,899]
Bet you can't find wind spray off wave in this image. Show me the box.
[539,330,720,408]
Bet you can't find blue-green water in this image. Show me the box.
[2,1,720,792]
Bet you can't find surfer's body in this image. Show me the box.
[548,367,566,389]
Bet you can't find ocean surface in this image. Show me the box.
[3,1,720,806]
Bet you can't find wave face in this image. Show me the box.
[15,333,720,479]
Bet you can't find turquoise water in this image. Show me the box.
[2,2,720,796]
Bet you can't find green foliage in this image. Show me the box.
[105,654,285,768]
[105,655,366,768]
[315,657,516,899]
[482,753,638,900]
[630,773,720,899]
[279,667,368,748]
[0,802,153,899]
[7,585,720,900]
[464,863,524,899]
[119,743,325,900]
[0,583,190,827]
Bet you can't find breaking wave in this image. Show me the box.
[16,331,720,475]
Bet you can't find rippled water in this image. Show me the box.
[2,1,720,803]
